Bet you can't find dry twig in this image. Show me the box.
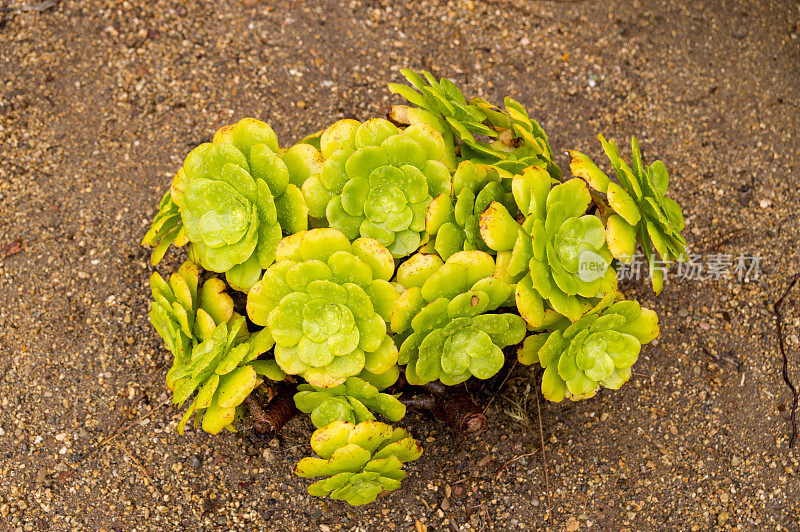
[91,400,171,454]
[75,364,167,462]
[774,274,800,448]
[115,442,162,498]
[482,360,517,414]
[494,450,539,479]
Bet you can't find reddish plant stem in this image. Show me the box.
[436,390,488,434]
[244,385,297,441]
[402,383,488,435]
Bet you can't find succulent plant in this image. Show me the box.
[388,68,498,155]
[391,251,526,385]
[356,364,401,391]
[140,69,688,507]
[568,135,686,293]
[480,166,618,326]
[282,139,325,189]
[301,118,451,258]
[294,376,406,428]
[518,294,658,401]
[142,191,187,265]
[170,118,310,292]
[471,97,562,179]
[168,313,280,434]
[246,228,400,388]
[295,420,422,506]
[148,261,237,387]
[424,160,515,260]
[386,104,458,170]
[389,69,562,179]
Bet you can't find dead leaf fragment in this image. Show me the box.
[1,239,23,259]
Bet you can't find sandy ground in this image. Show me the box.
[1,0,799,530]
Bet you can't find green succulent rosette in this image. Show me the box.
[423,160,516,260]
[282,138,325,189]
[295,420,423,506]
[518,294,659,401]
[480,166,618,326]
[141,191,187,265]
[294,376,406,428]
[388,69,498,164]
[388,69,561,179]
[168,314,280,434]
[301,118,452,258]
[170,118,310,292]
[391,251,526,385]
[386,104,457,170]
[469,97,562,179]
[148,261,240,389]
[355,365,401,391]
[246,228,400,388]
[569,135,686,294]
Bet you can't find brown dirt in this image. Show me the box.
[1,0,799,530]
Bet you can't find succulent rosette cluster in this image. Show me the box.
[424,160,515,260]
[294,376,406,428]
[246,228,399,388]
[294,420,422,506]
[392,251,526,385]
[388,69,499,163]
[385,104,458,170]
[170,118,310,292]
[142,68,686,507]
[480,166,618,326]
[388,70,561,179]
[569,135,687,293]
[474,97,562,178]
[301,118,451,258]
[518,294,659,401]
